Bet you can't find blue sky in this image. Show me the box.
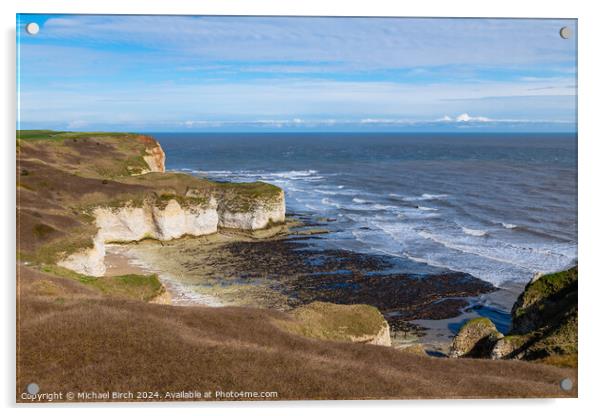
[17,14,577,132]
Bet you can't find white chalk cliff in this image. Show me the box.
[58,140,286,277]
[59,195,285,276]
[350,322,392,347]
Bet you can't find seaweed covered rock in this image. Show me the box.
[449,318,503,358]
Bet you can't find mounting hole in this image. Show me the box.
[559,26,571,39]
[560,378,573,391]
[26,383,40,394]
[25,22,40,36]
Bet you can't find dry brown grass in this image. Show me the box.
[17,265,577,402]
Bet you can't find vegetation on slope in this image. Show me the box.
[509,266,578,364]
[277,301,387,343]
[449,266,577,367]
[38,264,165,302]
[17,265,577,401]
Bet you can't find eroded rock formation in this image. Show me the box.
[449,317,503,358]
[449,266,577,367]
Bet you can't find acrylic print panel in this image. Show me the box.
[16,14,577,402]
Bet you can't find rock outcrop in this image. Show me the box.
[449,317,503,358]
[57,235,107,277]
[280,301,392,347]
[498,266,578,363]
[511,266,577,336]
[490,335,529,360]
[449,267,577,367]
[142,140,166,173]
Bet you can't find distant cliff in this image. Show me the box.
[17,131,285,276]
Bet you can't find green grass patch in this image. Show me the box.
[17,130,132,141]
[459,317,498,332]
[514,267,577,318]
[33,229,96,264]
[40,264,164,302]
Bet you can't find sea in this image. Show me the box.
[154,132,577,288]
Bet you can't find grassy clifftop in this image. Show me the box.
[17,130,159,177]
[277,301,390,345]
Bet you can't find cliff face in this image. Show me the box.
[218,198,286,230]
[59,193,286,276]
[141,139,166,173]
[17,131,286,277]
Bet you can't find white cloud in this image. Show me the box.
[455,113,492,122]
[182,120,224,128]
[20,77,576,127]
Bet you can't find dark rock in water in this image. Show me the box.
[449,318,503,358]
[315,217,337,223]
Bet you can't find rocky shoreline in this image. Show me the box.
[103,214,502,351]
[103,212,577,365]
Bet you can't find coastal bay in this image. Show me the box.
[16,131,578,400]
